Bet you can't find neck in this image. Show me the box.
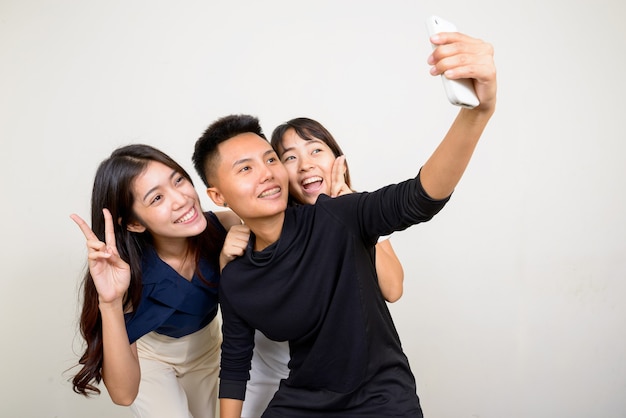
[152,236,195,280]
[245,212,285,252]
[152,235,190,259]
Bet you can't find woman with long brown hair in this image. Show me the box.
[71,144,239,417]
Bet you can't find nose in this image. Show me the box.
[171,188,187,208]
[260,162,275,183]
[298,155,314,172]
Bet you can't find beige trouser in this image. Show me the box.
[130,317,221,418]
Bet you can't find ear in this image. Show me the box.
[206,186,226,207]
[126,221,146,233]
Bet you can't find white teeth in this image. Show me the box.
[176,207,196,223]
[302,176,322,186]
[259,187,280,198]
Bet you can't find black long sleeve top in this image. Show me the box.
[219,174,449,417]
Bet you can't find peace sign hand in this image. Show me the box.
[70,209,131,305]
[330,155,353,197]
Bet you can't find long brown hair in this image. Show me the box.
[72,144,224,396]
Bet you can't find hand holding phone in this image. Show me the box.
[426,16,480,109]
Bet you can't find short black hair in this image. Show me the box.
[192,114,266,187]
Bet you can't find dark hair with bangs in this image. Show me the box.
[270,117,352,192]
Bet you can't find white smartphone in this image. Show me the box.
[426,15,479,109]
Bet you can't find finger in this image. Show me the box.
[441,52,495,83]
[332,155,346,180]
[233,224,250,233]
[225,244,246,257]
[230,225,251,238]
[429,31,479,47]
[70,213,99,241]
[233,228,251,238]
[85,239,107,252]
[428,32,481,63]
[429,37,492,77]
[102,208,117,248]
[330,156,347,197]
[229,237,250,250]
[87,250,112,261]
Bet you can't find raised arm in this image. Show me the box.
[420,32,497,200]
[71,210,140,405]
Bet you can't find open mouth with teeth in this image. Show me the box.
[258,187,281,198]
[301,176,323,191]
[175,206,197,223]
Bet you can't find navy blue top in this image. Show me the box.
[124,212,225,344]
[218,174,449,417]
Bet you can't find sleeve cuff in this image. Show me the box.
[219,379,247,400]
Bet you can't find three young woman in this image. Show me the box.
[71,144,239,417]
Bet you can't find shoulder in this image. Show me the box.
[209,210,241,231]
[314,192,362,216]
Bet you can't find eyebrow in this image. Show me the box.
[232,149,276,167]
[280,138,323,155]
[142,170,178,202]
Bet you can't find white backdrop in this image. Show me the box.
[1,1,625,417]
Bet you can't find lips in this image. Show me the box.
[301,176,323,191]
[175,206,197,223]
[258,187,281,198]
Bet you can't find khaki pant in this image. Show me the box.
[130,317,221,418]
[241,331,289,418]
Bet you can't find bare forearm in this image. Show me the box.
[375,240,404,303]
[99,300,141,406]
[420,107,494,200]
[220,398,244,418]
[420,30,497,199]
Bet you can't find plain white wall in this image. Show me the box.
[1,1,625,417]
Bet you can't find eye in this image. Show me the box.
[238,166,251,173]
[174,175,185,185]
[282,154,296,163]
[150,194,163,205]
[312,148,323,155]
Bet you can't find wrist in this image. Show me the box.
[219,253,232,272]
[98,298,124,312]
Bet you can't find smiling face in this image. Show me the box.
[278,128,337,205]
[206,132,289,223]
[128,160,207,240]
